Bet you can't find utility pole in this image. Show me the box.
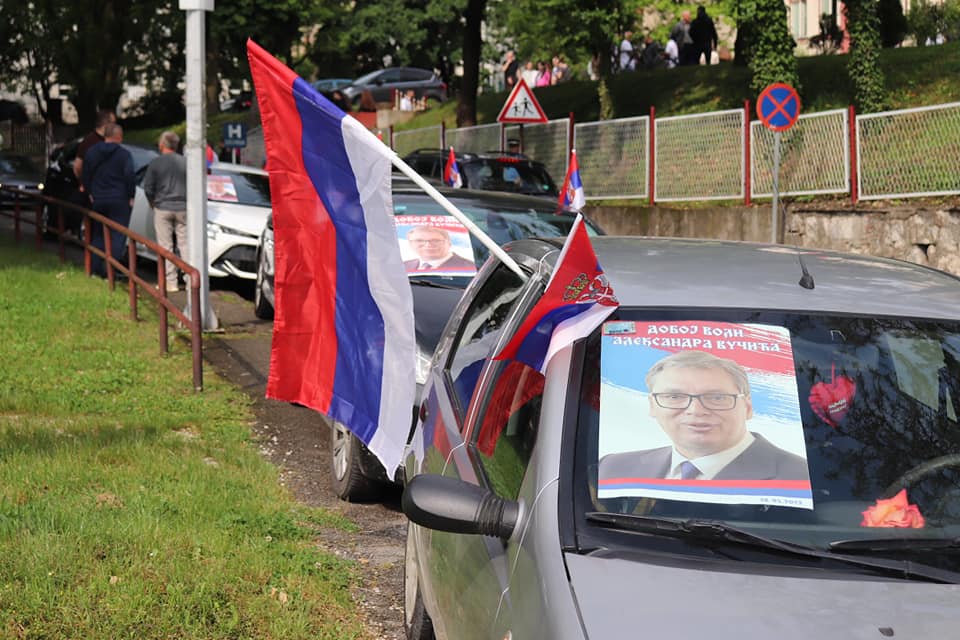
[180,0,219,330]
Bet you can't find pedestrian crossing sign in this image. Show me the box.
[497,78,548,124]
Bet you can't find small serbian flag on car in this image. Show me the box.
[494,214,618,373]
[247,39,416,475]
[558,148,586,212]
[443,146,462,188]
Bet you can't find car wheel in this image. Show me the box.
[253,249,274,320]
[330,421,384,501]
[404,521,435,640]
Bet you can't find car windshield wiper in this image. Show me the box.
[407,278,464,290]
[585,512,960,583]
[829,536,960,553]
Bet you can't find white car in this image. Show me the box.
[130,162,272,279]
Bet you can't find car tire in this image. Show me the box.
[404,521,435,640]
[330,421,384,502]
[253,248,274,320]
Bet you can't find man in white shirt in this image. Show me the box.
[619,31,636,72]
[599,350,809,481]
[664,36,679,69]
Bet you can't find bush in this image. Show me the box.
[878,0,908,47]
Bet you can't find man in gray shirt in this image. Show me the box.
[143,130,187,291]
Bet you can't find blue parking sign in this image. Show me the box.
[223,122,247,149]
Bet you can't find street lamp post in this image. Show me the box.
[179,0,219,330]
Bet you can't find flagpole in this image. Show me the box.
[389,155,529,281]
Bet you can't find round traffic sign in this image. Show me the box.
[757,83,801,132]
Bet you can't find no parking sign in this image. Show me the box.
[757,83,801,132]
[757,83,801,243]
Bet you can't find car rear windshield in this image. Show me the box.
[393,192,596,276]
[572,308,960,573]
[461,159,558,197]
[208,170,271,207]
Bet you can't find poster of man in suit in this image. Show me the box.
[396,215,477,276]
[597,320,813,509]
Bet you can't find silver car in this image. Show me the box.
[403,237,960,640]
[130,162,271,279]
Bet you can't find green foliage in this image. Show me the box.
[878,0,909,46]
[908,0,960,45]
[747,0,800,94]
[846,0,888,112]
[626,0,738,51]
[490,0,626,78]
[0,240,363,638]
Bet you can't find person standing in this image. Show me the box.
[502,50,519,89]
[689,6,719,65]
[619,31,636,72]
[81,123,135,278]
[73,109,116,199]
[670,11,695,66]
[521,60,539,86]
[143,131,187,292]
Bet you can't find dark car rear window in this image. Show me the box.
[462,159,558,197]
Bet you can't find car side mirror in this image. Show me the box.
[402,474,519,540]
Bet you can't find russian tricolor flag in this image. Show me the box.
[559,149,586,212]
[248,40,415,474]
[443,146,462,188]
[494,214,618,373]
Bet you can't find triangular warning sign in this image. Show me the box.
[497,78,548,124]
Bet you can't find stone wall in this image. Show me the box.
[587,201,960,276]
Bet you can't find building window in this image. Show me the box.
[791,0,808,39]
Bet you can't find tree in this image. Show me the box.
[845,0,887,112]
[878,0,908,47]
[744,0,799,95]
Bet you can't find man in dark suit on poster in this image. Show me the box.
[600,350,808,482]
[403,226,476,272]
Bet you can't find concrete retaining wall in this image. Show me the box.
[587,201,960,276]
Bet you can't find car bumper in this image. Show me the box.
[208,229,259,279]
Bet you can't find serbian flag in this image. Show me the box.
[443,146,462,188]
[494,214,618,373]
[558,149,586,211]
[247,40,415,474]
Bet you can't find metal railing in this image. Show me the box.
[0,187,204,390]
[387,99,960,205]
[857,101,960,201]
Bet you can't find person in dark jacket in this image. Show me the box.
[689,6,719,65]
[81,122,135,277]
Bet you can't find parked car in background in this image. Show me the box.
[402,236,960,639]
[0,152,44,207]
[220,90,253,112]
[254,177,601,500]
[311,78,353,93]
[341,68,447,107]
[403,149,559,199]
[129,162,272,280]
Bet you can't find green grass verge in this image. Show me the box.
[393,41,960,132]
[0,238,365,639]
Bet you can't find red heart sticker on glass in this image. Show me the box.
[809,374,856,427]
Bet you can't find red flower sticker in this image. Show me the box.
[809,364,856,428]
[861,489,926,528]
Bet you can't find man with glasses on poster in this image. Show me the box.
[600,350,809,482]
[403,225,476,273]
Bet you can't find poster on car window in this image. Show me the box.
[597,321,813,509]
[207,174,239,202]
[395,214,477,276]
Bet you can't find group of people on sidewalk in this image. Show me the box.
[619,7,719,72]
[75,109,187,292]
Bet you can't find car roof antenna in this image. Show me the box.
[797,252,815,290]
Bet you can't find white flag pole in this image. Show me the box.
[389,154,529,281]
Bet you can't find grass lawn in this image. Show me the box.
[395,41,960,131]
[0,239,366,639]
